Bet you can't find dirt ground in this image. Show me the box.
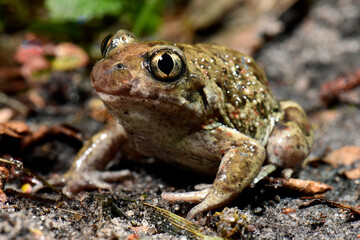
[0,0,359,239]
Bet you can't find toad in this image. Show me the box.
[63,30,313,219]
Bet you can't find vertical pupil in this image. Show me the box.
[101,33,114,57]
[158,53,174,75]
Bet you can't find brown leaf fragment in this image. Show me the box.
[344,167,360,180]
[320,69,360,105]
[5,121,29,134]
[21,124,82,148]
[267,177,333,195]
[323,146,360,167]
[0,166,10,203]
[311,109,340,123]
[0,120,30,138]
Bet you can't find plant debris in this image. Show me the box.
[266,177,333,195]
[323,146,360,167]
[97,194,222,240]
[0,120,30,138]
[0,166,9,202]
[322,146,360,179]
[300,197,360,219]
[320,69,360,106]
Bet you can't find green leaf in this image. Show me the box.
[45,0,123,22]
[132,0,164,36]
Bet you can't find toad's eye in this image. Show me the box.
[149,50,185,82]
[101,33,114,57]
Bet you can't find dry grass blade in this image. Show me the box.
[300,197,360,218]
[141,202,222,240]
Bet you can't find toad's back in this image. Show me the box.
[179,43,281,143]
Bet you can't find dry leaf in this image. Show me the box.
[267,178,333,195]
[0,166,9,203]
[344,168,360,180]
[320,69,360,105]
[0,120,30,138]
[0,108,16,123]
[22,124,82,148]
[300,197,360,217]
[323,146,360,167]
[312,109,341,123]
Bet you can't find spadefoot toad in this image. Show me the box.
[64,30,313,219]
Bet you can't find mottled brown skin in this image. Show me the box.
[64,30,313,219]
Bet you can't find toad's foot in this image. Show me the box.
[47,123,131,196]
[50,169,132,197]
[163,129,266,219]
[40,169,131,197]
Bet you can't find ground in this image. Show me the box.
[0,0,359,239]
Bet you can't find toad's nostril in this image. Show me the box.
[114,63,126,70]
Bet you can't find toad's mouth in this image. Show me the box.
[96,91,205,121]
[96,91,148,103]
[96,91,191,111]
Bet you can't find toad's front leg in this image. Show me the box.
[52,122,132,195]
[162,126,266,219]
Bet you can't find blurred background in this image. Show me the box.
[0,0,359,238]
[0,0,314,77]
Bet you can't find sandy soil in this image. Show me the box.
[0,0,359,239]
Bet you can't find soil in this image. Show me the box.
[0,0,359,239]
